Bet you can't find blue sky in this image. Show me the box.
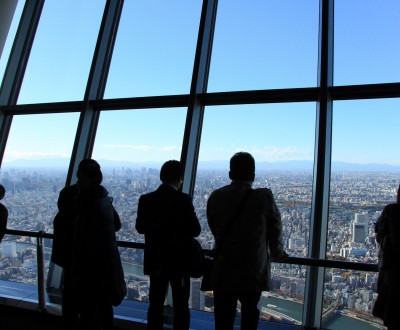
[0,0,399,166]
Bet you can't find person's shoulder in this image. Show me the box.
[139,190,155,201]
[210,184,230,195]
[253,187,274,198]
[383,202,400,215]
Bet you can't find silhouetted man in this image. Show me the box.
[207,152,287,330]
[136,160,201,330]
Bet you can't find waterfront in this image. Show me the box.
[262,295,385,330]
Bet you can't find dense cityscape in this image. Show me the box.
[0,164,399,329]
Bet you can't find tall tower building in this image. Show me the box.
[352,223,366,243]
[352,212,369,243]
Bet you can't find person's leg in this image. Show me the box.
[147,274,169,330]
[238,291,261,330]
[213,289,238,330]
[62,268,79,329]
[99,303,114,330]
[169,273,190,330]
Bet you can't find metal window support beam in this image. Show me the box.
[302,1,334,329]
[66,0,124,185]
[0,0,44,165]
[181,0,218,196]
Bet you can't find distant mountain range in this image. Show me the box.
[1,157,400,172]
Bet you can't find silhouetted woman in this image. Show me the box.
[71,160,124,329]
[373,184,400,330]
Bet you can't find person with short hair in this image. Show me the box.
[0,184,8,243]
[207,152,287,330]
[136,160,201,330]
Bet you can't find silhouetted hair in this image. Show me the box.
[160,160,183,183]
[0,184,5,200]
[77,159,103,185]
[229,152,255,182]
[78,158,100,169]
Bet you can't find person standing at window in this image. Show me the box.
[373,183,400,330]
[52,159,121,329]
[71,160,125,330]
[207,152,287,330]
[135,160,201,330]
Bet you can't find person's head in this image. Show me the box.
[0,184,5,200]
[77,159,103,189]
[229,152,255,182]
[160,160,183,188]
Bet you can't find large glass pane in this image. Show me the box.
[322,268,384,329]
[0,113,79,287]
[194,103,316,320]
[334,0,400,86]
[0,0,24,86]
[208,0,319,92]
[92,108,187,242]
[329,99,400,264]
[104,0,202,98]
[1,113,79,230]
[17,0,105,104]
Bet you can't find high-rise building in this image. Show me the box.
[352,223,366,243]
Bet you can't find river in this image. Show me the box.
[12,243,384,329]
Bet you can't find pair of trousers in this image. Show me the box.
[214,289,261,330]
[147,271,190,330]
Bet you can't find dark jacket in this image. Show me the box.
[375,202,400,271]
[135,184,201,275]
[207,181,285,292]
[52,184,121,269]
[0,202,8,243]
[71,185,122,303]
[372,202,400,327]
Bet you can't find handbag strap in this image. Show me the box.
[215,188,253,254]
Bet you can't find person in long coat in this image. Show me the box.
[373,184,400,330]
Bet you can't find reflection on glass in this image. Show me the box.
[104,0,202,98]
[17,0,105,104]
[322,269,384,330]
[329,99,400,263]
[334,0,400,86]
[92,108,187,241]
[194,103,315,319]
[208,0,319,92]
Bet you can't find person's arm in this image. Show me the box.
[265,190,286,261]
[375,206,388,244]
[184,194,201,237]
[135,195,146,234]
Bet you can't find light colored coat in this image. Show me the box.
[207,181,284,292]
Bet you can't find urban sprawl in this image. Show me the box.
[0,166,398,328]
